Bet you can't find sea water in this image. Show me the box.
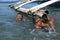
[0,1,60,40]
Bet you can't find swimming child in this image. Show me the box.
[33,10,55,32]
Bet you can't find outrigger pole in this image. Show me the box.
[30,0,59,13]
[9,1,24,8]
[9,0,59,13]
[9,0,35,9]
[13,1,36,9]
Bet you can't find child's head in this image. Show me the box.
[16,13,23,21]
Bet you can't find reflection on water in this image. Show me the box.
[0,2,60,40]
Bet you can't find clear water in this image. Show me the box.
[0,2,60,40]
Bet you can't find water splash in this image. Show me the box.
[30,28,60,40]
[30,28,60,37]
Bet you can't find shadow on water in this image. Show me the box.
[0,2,60,40]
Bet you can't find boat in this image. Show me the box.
[9,0,59,14]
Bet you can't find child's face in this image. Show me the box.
[16,14,23,21]
[34,16,41,23]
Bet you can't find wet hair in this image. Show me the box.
[42,14,49,23]
[17,12,23,17]
[45,10,49,14]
